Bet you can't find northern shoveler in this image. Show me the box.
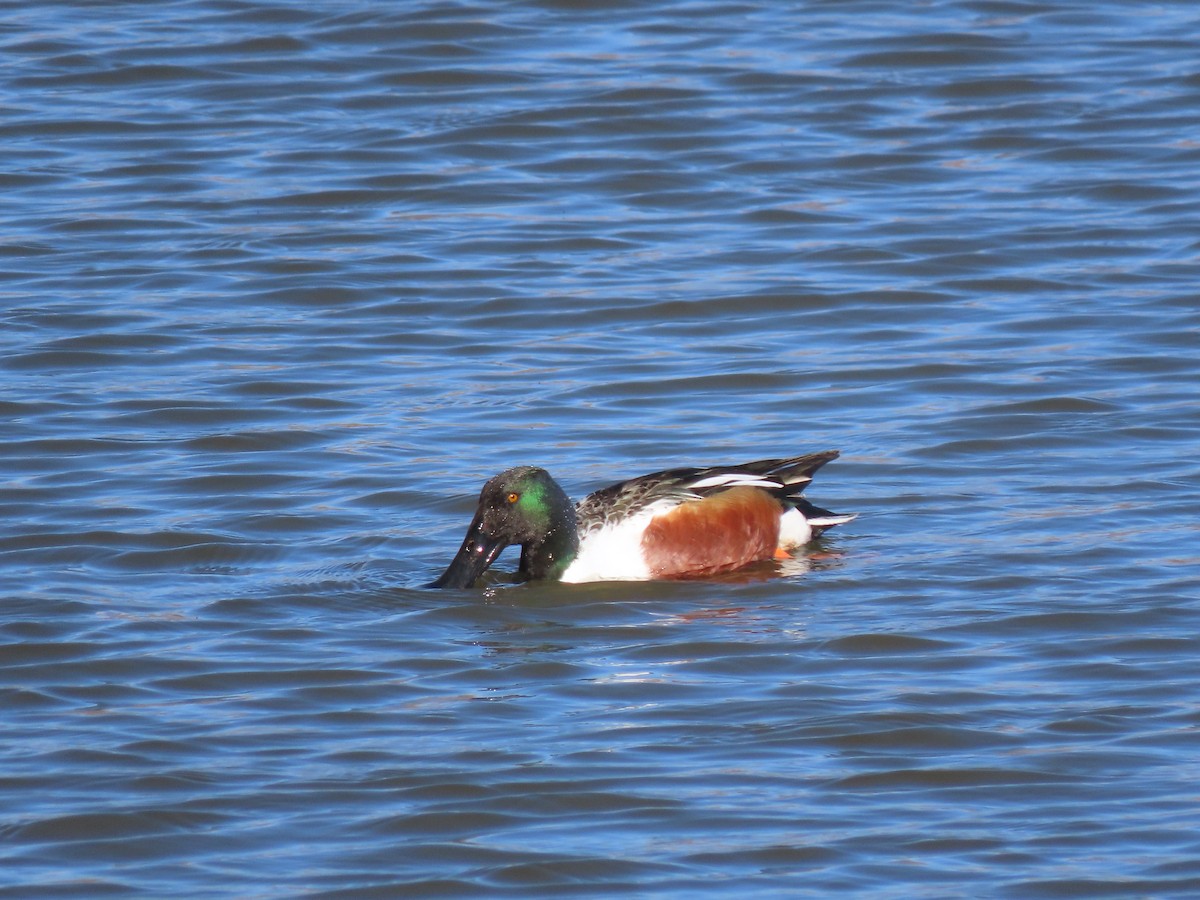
[428,450,854,588]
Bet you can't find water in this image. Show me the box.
[3,0,1199,896]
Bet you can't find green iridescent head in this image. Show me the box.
[428,466,579,588]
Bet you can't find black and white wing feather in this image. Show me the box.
[575,450,843,535]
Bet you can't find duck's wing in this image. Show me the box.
[575,450,842,534]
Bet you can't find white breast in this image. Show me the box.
[560,512,655,583]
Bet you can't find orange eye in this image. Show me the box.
[507,492,519,504]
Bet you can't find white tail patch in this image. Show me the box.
[778,508,814,549]
[778,509,857,550]
[806,513,857,527]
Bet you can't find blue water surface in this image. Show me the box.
[2,0,1199,896]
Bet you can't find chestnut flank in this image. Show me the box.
[641,486,781,578]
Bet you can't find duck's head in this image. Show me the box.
[428,466,578,588]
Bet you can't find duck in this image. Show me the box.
[428,450,854,588]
